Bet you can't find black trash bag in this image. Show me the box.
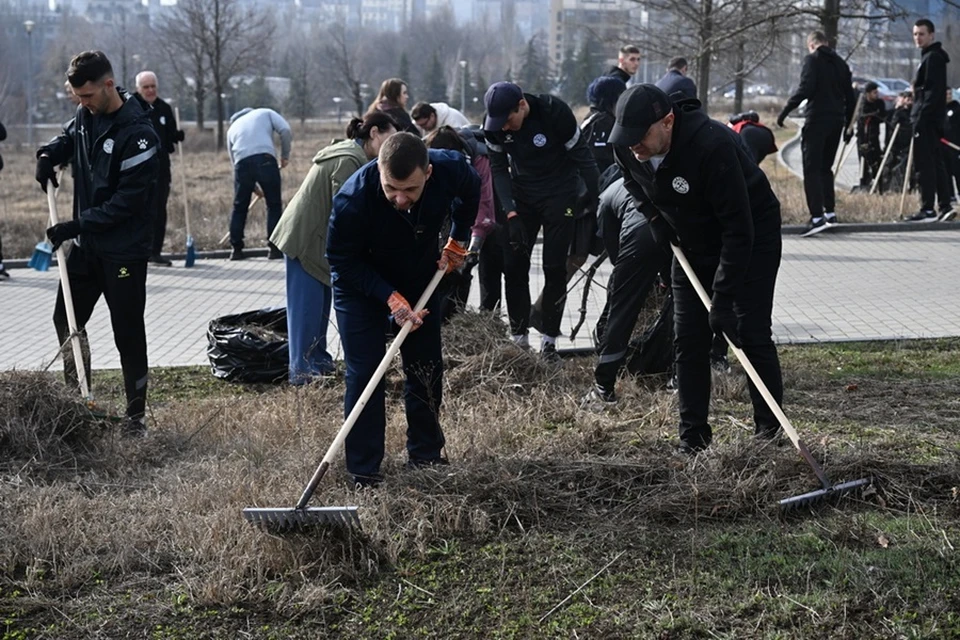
[207,308,288,383]
[626,290,675,376]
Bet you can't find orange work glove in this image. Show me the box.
[387,291,428,331]
[438,238,469,274]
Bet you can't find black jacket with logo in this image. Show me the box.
[38,88,160,262]
[614,100,781,298]
[857,97,887,149]
[484,93,599,214]
[779,45,856,126]
[143,95,179,179]
[581,107,617,173]
[945,99,960,144]
[912,42,950,126]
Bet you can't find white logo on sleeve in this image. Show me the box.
[137,138,149,150]
[533,133,547,147]
[672,177,690,194]
[160,116,166,125]
[103,139,114,154]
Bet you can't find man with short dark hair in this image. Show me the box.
[135,70,184,266]
[36,50,159,436]
[656,57,697,99]
[855,81,886,190]
[410,101,471,133]
[610,83,784,453]
[326,132,480,486]
[607,45,640,85]
[777,31,856,236]
[482,81,600,360]
[905,18,953,222]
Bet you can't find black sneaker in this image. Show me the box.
[579,384,618,412]
[148,254,173,266]
[903,210,938,223]
[824,213,839,226]
[267,245,283,260]
[539,342,562,365]
[0,266,10,281]
[676,440,709,455]
[405,456,450,471]
[229,247,246,261]
[800,218,829,237]
[939,208,957,222]
[710,354,732,374]
[352,473,384,489]
[123,418,147,438]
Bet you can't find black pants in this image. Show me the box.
[594,222,659,393]
[477,227,530,333]
[672,239,783,447]
[230,154,283,249]
[506,191,577,338]
[151,173,171,256]
[800,120,843,219]
[914,121,953,213]
[53,246,149,419]
[857,141,882,189]
[334,287,445,480]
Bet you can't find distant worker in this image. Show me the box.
[411,102,471,134]
[606,45,640,85]
[225,107,292,260]
[656,57,698,100]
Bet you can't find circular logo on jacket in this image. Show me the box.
[103,139,115,154]
[533,133,547,147]
[672,176,690,194]
[160,116,167,125]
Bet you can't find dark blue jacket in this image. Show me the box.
[656,69,697,100]
[327,149,480,304]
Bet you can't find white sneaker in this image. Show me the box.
[511,333,530,349]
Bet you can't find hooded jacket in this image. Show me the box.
[327,149,480,305]
[38,88,159,262]
[779,45,856,125]
[614,99,781,298]
[912,42,950,125]
[269,138,369,285]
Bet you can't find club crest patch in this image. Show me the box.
[160,116,166,125]
[103,139,115,154]
[533,133,547,147]
[672,176,690,194]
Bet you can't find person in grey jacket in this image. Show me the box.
[226,107,292,260]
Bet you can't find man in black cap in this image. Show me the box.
[482,81,600,361]
[609,83,784,453]
[854,81,886,191]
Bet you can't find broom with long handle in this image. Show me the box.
[174,107,196,267]
[47,180,91,401]
[898,137,915,217]
[29,169,66,271]
[219,193,261,246]
[670,243,870,509]
[869,123,899,195]
[243,267,447,529]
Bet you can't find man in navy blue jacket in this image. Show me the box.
[327,132,479,486]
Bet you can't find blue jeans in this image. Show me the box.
[285,256,334,384]
[334,287,446,480]
[229,153,283,249]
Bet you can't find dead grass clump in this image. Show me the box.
[0,371,108,466]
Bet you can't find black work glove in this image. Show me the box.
[46,220,81,251]
[648,215,678,254]
[775,112,786,128]
[175,129,185,143]
[36,156,59,192]
[465,235,483,269]
[507,214,528,255]
[709,293,741,349]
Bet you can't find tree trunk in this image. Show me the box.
[194,58,206,130]
[696,0,713,110]
[821,0,841,48]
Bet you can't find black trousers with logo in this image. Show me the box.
[53,246,149,420]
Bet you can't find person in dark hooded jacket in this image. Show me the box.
[943,88,960,198]
[36,51,159,436]
[581,76,628,173]
[777,31,856,236]
[610,84,784,454]
[904,18,953,222]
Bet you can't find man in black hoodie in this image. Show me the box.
[905,18,953,222]
[943,88,960,200]
[36,51,159,436]
[777,31,856,237]
[610,84,784,453]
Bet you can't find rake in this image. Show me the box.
[671,244,870,509]
[219,193,261,246]
[174,107,196,267]
[243,266,447,530]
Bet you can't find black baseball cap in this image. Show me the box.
[484,82,523,131]
[608,84,674,147]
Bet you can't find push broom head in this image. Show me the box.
[242,506,360,530]
[28,241,53,271]
[779,477,872,511]
[184,235,196,268]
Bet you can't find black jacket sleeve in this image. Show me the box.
[37,122,75,168]
[703,142,755,298]
[0,120,6,142]
[486,138,517,214]
[916,52,948,121]
[779,54,816,120]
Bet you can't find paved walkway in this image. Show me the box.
[2,230,959,371]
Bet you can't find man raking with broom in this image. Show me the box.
[326,132,479,487]
[37,51,159,437]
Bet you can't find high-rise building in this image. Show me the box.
[547,0,643,72]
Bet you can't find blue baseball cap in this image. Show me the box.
[483,82,523,131]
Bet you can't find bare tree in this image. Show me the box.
[155,5,209,130]
[323,20,369,117]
